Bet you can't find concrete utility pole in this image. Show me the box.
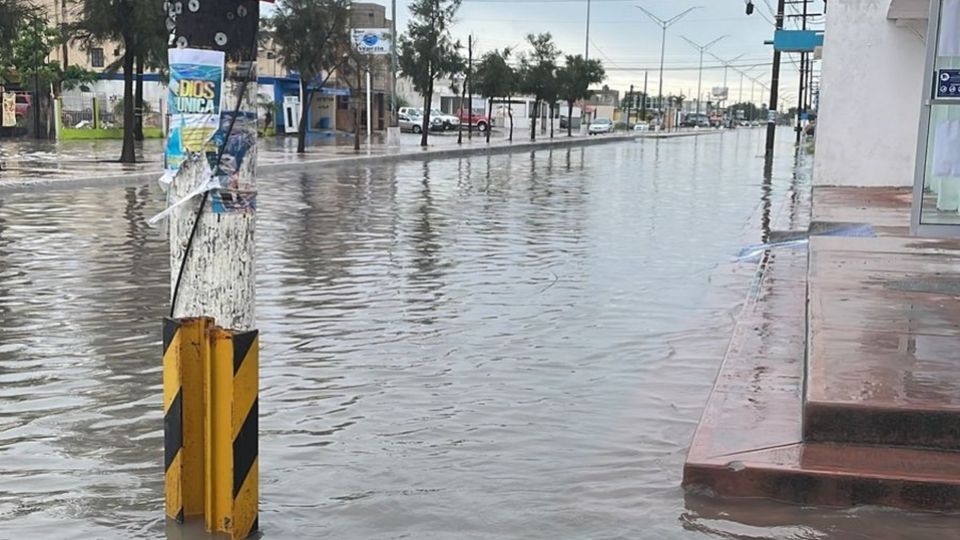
[641,70,648,120]
[636,6,699,126]
[468,34,473,140]
[680,34,726,116]
[766,0,786,155]
[585,0,591,60]
[162,3,261,540]
[391,0,398,129]
[168,5,260,332]
[795,0,810,144]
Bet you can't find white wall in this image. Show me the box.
[814,0,928,186]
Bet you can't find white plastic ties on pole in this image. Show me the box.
[148,165,222,227]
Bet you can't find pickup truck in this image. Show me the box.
[457,108,491,132]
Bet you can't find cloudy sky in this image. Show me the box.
[270,0,826,106]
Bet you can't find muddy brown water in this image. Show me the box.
[1,130,958,539]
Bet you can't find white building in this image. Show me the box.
[814,0,928,188]
[814,0,960,235]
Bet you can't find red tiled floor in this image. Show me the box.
[811,187,912,235]
[806,236,960,449]
[683,238,960,510]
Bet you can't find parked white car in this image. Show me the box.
[429,108,460,131]
[588,117,615,135]
[632,122,650,132]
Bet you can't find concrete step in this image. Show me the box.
[684,441,960,511]
[805,236,960,451]
[683,240,960,511]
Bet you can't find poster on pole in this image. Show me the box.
[165,48,226,175]
[1,92,15,127]
[352,28,391,55]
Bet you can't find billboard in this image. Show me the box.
[352,28,391,55]
[711,87,729,100]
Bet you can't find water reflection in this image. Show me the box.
[1,131,955,539]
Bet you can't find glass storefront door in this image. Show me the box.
[913,0,960,234]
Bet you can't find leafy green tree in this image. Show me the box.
[473,47,515,143]
[73,0,166,162]
[7,13,98,137]
[398,0,464,147]
[0,0,38,80]
[729,101,761,121]
[556,54,605,137]
[272,0,352,153]
[518,32,559,142]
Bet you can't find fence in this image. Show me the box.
[58,93,165,139]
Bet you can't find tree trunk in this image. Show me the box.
[297,81,310,154]
[507,96,513,142]
[354,70,361,151]
[549,103,554,139]
[134,53,144,141]
[120,47,136,163]
[486,98,492,143]
[530,99,538,142]
[567,101,573,137]
[353,104,360,151]
[420,89,432,147]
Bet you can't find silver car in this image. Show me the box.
[588,117,615,135]
[399,113,424,133]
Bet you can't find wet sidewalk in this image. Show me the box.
[684,184,960,511]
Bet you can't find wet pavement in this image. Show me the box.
[2,129,958,538]
[0,128,713,190]
[0,128,599,185]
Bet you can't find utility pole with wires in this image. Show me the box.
[680,34,727,117]
[641,71,648,121]
[765,0,786,155]
[636,6,699,128]
[791,0,815,143]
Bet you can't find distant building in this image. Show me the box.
[25,0,392,136]
[584,87,620,120]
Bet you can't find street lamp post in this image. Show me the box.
[680,35,726,117]
[636,5,700,127]
[585,0,591,59]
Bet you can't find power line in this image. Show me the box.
[606,61,774,72]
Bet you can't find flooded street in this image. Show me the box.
[1,130,957,539]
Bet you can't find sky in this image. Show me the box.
[268,0,826,107]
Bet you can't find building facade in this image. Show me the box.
[814,0,928,188]
[27,0,392,136]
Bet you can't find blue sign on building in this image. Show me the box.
[772,30,824,53]
[936,69,960,98]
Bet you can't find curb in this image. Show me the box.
[0,131,719,194]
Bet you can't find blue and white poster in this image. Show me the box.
[165,48,226,176]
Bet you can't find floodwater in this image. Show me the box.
[1,130,958,539]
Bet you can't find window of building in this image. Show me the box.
[90,48,104,68]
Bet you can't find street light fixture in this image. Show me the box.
[635,5,700,124]
[680,35,727,117]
